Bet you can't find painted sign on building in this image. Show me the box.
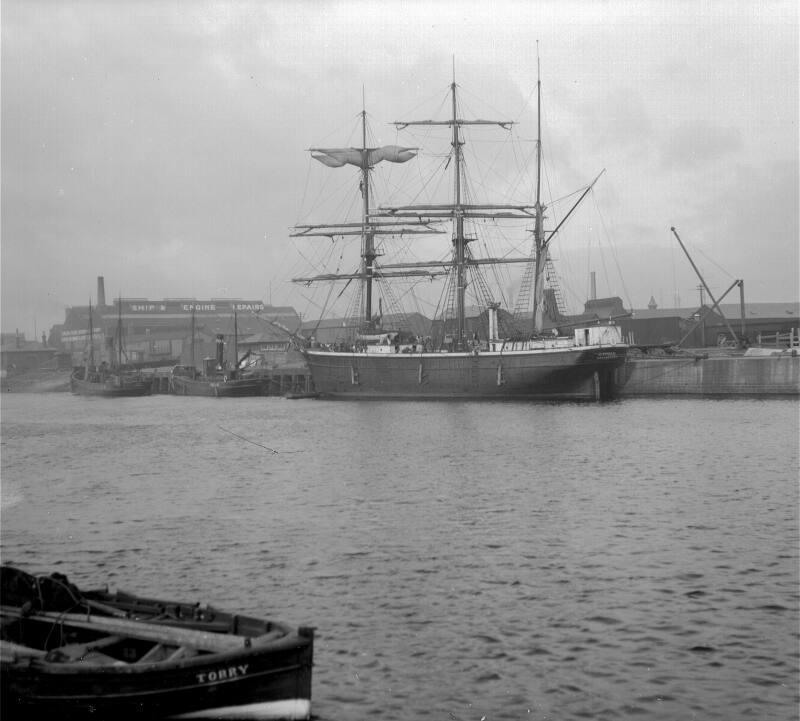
[121,301,265,314]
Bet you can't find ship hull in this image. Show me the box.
[70,372,152,397]
[303,345,627,400]
[171,375,263,397]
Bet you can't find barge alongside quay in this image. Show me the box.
[170,312,262,397]
[70,300,150,398]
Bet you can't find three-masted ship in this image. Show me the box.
[292,68,628,400]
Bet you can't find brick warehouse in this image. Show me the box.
[51,278,303,370]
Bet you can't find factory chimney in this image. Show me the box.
[97,276,106,307]
[590,271,597,301]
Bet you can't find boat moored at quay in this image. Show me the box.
[304,323,626,400]
[170,309,263,397]
[70,299,151,398]
[292,63,628,400]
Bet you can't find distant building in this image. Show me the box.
[620,302,800,347]
[53,278,302,367]
[0,331,63,374]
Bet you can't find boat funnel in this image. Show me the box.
[215,334,225,369]
[488,302,500,341]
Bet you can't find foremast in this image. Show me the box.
[291,101,428,334]
[358,106,376,330]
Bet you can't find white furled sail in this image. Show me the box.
[310,145,417,168]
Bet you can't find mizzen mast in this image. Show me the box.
[532,51,546,334]
[529,49,604,334]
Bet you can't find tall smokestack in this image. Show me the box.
[215,334,225,369]
[590,271,597,301]
[97,276,106,307]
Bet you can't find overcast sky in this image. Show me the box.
[2,0,797,338]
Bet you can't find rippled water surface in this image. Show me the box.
[2,394,798,720]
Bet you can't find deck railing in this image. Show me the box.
[755,329,799,348]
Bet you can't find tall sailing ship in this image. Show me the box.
[292,66,628,400]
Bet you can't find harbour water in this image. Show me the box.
[1,393,798,720]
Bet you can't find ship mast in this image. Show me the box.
[451,67,467,346]
[359,93,376,330]
[190,304,196,369]
[532,52,546,334]
[529,52,603,334]
[117,298,123,369]
[391,66,517,349]
[291,108,438,330]
[233,306,238,369]
[86,298,94,379]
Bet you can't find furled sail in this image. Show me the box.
[310,145,417,169]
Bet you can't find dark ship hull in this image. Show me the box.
[171,374,263,397]
[304,344,627,400]
[70,370,151,397]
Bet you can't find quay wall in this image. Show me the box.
[618,353,800,397]
[4,357,798,398]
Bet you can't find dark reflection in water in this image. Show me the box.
[2,394,798,720]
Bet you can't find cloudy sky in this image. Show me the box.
[2,0,797,338]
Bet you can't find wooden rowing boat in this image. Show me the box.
[0,566,314,720]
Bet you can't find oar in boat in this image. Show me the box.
[0,606,251,654]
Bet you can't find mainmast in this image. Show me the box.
[391,68,516,349]
[451,72,467,346]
